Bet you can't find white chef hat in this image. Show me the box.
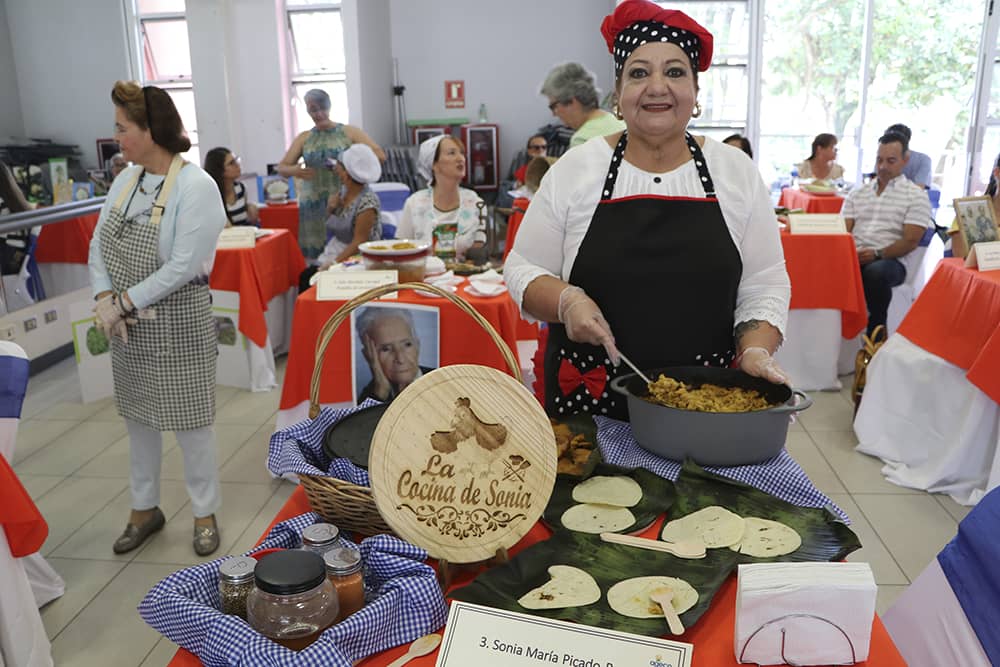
[339,143,381,184]
[417,135,448,184]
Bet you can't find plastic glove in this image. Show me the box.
[111,318,129,343]
[557,285,620,365]
[93,294,122,340]
[738,346,790,385]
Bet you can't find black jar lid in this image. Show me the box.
[254,550,326,595]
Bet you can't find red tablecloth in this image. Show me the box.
[259,202,300,240]
[168,486,905,667]
[279,284,523,408]
[0,456,47,558]
[34,212,99,264]
[779,188,845,214]
[897,258,1000,403]
[781,231,867,338]
[209,230,306,347]
[503,197,530,261]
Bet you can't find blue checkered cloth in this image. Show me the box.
[267,402,380,486]
[595,417,848,523]
[138,512,447,666]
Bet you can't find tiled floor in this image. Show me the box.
[13,354,969,666]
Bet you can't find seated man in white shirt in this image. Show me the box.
[842,131,931,337]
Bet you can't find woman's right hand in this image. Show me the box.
[362,333,392,400]
[297,167,317,180]
[558,286,620,365]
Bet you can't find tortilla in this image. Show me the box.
[517,565,601,610]
[560,503,635,533]
[661,505,745,548]
[571,475,643,507]
[729,517,802,557]
[607,576,699,618]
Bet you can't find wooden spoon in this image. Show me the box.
[386,633,442,667]
[649,587,685,636]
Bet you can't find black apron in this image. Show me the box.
[544,132,742,420]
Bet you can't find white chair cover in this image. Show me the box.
[886,231,944,335]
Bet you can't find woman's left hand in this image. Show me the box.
[738,346,790,386]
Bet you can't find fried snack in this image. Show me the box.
[391,241,417,249]
[646,375,771,413]
[551,419,595,475]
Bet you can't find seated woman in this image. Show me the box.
[300,143,382,290]
[397,135,486,262]
[723,134,753,158]
[797,133,844,181]
[203,147,259,227]
[949,151,1000,259]
[514,134,549,185]
[541,62,625,149]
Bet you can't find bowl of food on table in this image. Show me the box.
[610,366,811,466]
[358,239,432,283]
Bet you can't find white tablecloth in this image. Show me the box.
[854,334,1000,505]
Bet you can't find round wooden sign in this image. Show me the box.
[369,365,557,563]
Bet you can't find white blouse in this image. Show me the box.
[396,187,486,260]
[504,136,790,336]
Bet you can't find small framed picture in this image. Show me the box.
[96,138,120,172]
[953,196,1000,249]
[72,181,94,201]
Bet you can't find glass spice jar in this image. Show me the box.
[324,546,365,622]
[301,523,340,556]
[247,550,339,651]
[219,556,257,620]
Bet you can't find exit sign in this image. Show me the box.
[445,80,465,109]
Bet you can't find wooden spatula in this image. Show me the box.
[649,587,685,636]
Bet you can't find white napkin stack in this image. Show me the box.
[467,268,507,297]
[425,256,447,276]
[735,562,876,665]
[425,270,464,287]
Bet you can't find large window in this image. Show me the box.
[130,0,200,164]
[285,1,348,135]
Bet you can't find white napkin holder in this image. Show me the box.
[735,562,876,665]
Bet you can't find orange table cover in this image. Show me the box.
[0,455,47,558]
[209,230,306,347]
[279,284,522,409]
[503,197,531,261]
[34,212,99,264]
[169,486,905,667]
[897,258,1000,403]
[779,188,845,214]
[259,202,300,239]
[781,231,867,338]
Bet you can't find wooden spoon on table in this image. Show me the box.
[385,633,442,667]
[649,587,685,636]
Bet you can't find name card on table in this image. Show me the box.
[436,601,693,667]
[216,226,257,249]
[788,213,848,235]
[966,241,1000,271]
[316,270,398,300]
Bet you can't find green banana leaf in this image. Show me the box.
[448,529,735,636]
[543,463,676,534]
[660,460,862,563]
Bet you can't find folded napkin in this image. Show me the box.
[415,283,457,297]
[466,280,508,297]
[472,268,504,284]
[425,256,447,276]
[735,562,876,665]
[425,270,464,287]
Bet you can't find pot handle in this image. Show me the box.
[609,373,634,396]
[770,389,812,414]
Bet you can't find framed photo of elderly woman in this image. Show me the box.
[350,302,440,405]
[953,196,1000,250]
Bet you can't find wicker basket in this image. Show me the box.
[299,281,522,536]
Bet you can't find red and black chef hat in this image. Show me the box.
[601,0,714,76]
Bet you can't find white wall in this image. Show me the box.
[346,0,394,146]
[0,0,24,140]
[5,0,131,167]
[388,0,616,172]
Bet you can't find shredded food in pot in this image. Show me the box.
[646,375,772,412]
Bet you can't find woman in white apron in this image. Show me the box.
[88,82,227,556]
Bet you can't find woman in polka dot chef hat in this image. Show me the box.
[504,0,791,420]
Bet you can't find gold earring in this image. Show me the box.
[692,101,703,119]
[613,103,623,120]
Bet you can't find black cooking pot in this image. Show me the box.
[610,366,812,466]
